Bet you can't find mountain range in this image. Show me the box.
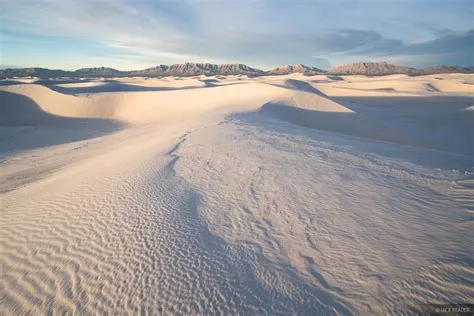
[329,62,474,76]
[329,62,414,76]
[1,62,472,79]
[268,64,326,75]
[129,63,264,77]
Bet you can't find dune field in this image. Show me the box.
[1,73,473,314]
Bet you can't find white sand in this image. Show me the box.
[1,74,473,314]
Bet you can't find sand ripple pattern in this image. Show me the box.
[174,115,474,314]
[0,132,344,314]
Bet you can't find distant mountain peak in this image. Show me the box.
[270,64,326,75]
[75,66,119,72]
[73,67,123,77]
[329,62,415,75]
[133,63,263,76]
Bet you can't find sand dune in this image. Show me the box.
[1,73,473,314]
[313,74,474,97]
[1,81,283,124]
[50,78,210,94]
[1,84,124,120]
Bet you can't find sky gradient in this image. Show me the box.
[1,0,473,70]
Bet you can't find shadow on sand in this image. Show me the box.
[261,101,414,143]
[230,97,474,173]
[46,81,194,94]
[44,79,248,95]
[333,95,474,156]
[263,79,474,157]
[0,91,125,154]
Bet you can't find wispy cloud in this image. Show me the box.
[2,0,473,69]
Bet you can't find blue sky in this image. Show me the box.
[1,0,473,70]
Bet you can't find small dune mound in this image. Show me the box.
[282,79,321,93]
[267,79,328,97]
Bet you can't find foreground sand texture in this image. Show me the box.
[1,73,473,314]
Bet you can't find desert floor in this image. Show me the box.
[1,73,473,314]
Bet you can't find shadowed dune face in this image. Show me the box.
[334,95,473,112]
[47,81,208,94]
[0,91,125,153]
[334,96,474,156]
[0,80,26,86]
[0,91,53,126]
[257,101,418,146]
[49,82,167,94]
[0,78,94,86]
[255,98,474,156]
[33,79,92,85]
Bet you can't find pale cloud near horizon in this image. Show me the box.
[1,0,473,69]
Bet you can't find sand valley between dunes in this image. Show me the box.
[1,73,473,314]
